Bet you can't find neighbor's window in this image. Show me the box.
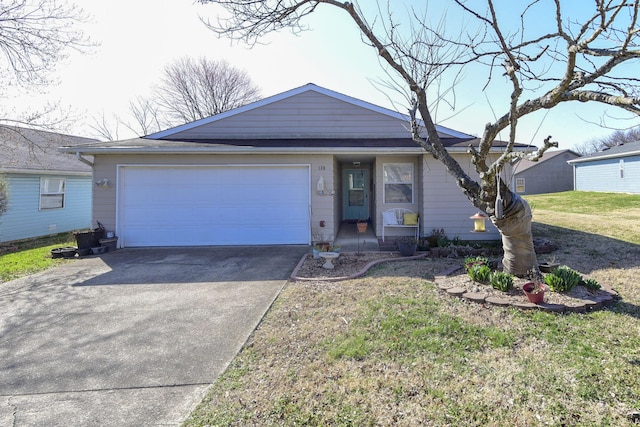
[515,178,525,193]
[383,163,413,203]
[40,177,65,209]
[620,159,625,179]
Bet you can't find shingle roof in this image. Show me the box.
[568,140,640,164]
[514,149,580,173]
[0,126,98,174]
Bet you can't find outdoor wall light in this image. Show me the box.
[470,211,488,232]
[95,178,110,188]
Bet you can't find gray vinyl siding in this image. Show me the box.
[514,153,578,194]
[420,153,503,241]
[0,173,92,243]
[165,91,412,140]
[574,155,640,193]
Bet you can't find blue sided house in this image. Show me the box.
[0,126,98,243]
[568,141,640,194]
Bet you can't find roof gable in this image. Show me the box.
[146,83,473,140]
[514,149,580,173]
[0,126,97,174]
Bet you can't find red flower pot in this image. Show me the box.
[522,282,545,304]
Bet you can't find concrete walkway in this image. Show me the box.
[0,246,308,426]
[334,222,381,252]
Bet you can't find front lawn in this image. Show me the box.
[0,233,77,282]
[184,191,640,426]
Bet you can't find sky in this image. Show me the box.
[4,0,640,149]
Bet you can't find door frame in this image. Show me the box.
[342,168,371,221]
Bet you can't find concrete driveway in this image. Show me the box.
[0,246,308,426]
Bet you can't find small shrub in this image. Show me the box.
[490,271,514,292]
[464,256,489,272]
[468,263,491,283]
[427,228,446,248]
[544,265,582,292]
[581,278,602,291]
[543,274,563,291]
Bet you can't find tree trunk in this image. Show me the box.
[491,193,538,277]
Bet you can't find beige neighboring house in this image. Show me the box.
[60,83,529,248]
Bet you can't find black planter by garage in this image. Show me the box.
[75,229,105,250]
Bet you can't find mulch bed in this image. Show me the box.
[291,251,619,313]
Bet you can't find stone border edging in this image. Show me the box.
[290,251,429,282]
[434,266,620,313]
[290,255,620,313]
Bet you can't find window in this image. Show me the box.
[515,178,525,193]
[383,163,413,203]
[620,159,625,179]
[40,177,65,209]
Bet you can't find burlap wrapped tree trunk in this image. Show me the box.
[491,194,538,277]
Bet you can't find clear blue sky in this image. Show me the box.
[6,0,639,148]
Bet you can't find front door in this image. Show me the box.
[343,169,369,221]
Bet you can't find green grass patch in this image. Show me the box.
[525,191,640,215]
[327,293,516,363]
[185,191,640,427]
[0,233,76,282]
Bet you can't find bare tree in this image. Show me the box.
[0,0,90,128]
[127,96,165,136]
[575,126,640,155]
[88,58,260,140]
[0,176,8,217]
[201,0,640,276]
[88,111,122,142]
[89,97,165,141]
[154,57,261,124]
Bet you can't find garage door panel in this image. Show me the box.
[119,166,310,246]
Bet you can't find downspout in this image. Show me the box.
[76,152,94,167]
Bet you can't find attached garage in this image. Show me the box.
[117,165,311,247]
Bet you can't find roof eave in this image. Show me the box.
[1,167,92,176]
[568,150,640,164]
[60,145,517,156]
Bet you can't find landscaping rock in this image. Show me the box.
[462,292,487,303]
[446,287,466,297]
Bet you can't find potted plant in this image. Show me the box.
[312,243,341,259]
[397,236,417,256]
[357,219,368,233]
[522,281,546,304]
[311,230,331,258]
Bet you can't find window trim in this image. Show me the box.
[40,177,66,210]
[515,177,525,193]
[383,162,414,204]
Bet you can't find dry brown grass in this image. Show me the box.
[184,194,640,427]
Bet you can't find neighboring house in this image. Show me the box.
[513,149,581,195]
[60,83,530,248]
[567,141,640,194]
[0,126,97,243]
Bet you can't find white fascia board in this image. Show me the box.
[60,146,424,156]
[145,83,474,140]
[1,168,92,176]
[58,145,499,156]
[568,150,640,164]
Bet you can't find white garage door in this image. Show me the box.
[118,165,310,246]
